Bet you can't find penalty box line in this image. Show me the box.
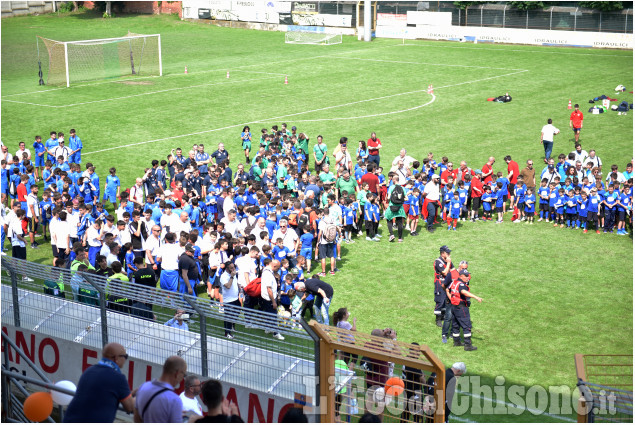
[83,67,527,156]
[1,74,281,108]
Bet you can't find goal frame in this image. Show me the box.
[37,33,163,87]
[284,30,342,45]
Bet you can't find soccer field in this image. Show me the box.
[2,11,633,422]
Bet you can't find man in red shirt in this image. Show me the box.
[366,132,382,167]
[468,172,483,221]
[360,163,380,195]
[569,104,584,143]
[481,157,495,185]
[440,162,455,187]
[505,155,520,206]
[16,174,29,210]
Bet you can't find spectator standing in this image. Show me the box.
[64,342,133,422]
[367,132,382,166]
[444,362,466,422]
[260,260,285,340]
[180,375,203,416]
[134,356,187,423]
[295,278,333,325]
[422,175,441,233]
[570,104,584,143]
[220,262,240,339]
[519,160,536,191]
[194,380,243,423]
[540,119,560,163]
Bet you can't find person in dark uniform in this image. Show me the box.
[401,342,425,423]
[441,261,469,344]
[446,269,483,351]
[433,245,454,327]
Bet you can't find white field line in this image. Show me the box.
[1,75,280,108]
[83,67,526,156]
[1,42,406,98]
[456,390,576,422]
[399,41,632,58]
[332,56,526,71]
[449,414,476,423]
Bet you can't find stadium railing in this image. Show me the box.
[1,256,317,403]
[574,353,633,423]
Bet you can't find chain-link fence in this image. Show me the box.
[1,256,317,402]
[462,4,632,33]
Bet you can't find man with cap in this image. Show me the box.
[446,268,483,351]
[422,174,441,233]
[433,245,453,327]
[440,260,469,343]
[178,243,199,295]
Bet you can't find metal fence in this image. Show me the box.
[1,256,317,402]
[462,4,632,33]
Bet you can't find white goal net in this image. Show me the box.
[37,32,162,87]
[285,29,342,45]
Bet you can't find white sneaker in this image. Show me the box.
[22,276,33,282]
[366,237,372,241]
[273,333,285,340]
[513,219,521,223]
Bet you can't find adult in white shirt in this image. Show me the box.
[250,218,269,250]
[394,160,410,185]
[222,189,236,219]
[179,375,203,416]
[26,186,40,247]
[130,178,145,207]
[584,150,603,173]
[55,211,71,261]
[220,263,241,338]
[173,212,192,236]
[422,174,441,232]
[271,219,299,253]
[160,206,180,240]
[236,246,259,289]
[15,141,31,161]
[334,143,353,175]
[65,206,80,243]
[156,232,182,292]
[10,209,27,261]
[49,140,71,163]
[0,144,13,164]
[260,260,284,340]
[85,220,103,266]
[221,209,243,237]
[571,144,588,165]
[391,148,417,171]
[144,225,162,272]
[540,118,560,163]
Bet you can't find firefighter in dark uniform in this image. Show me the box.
[433,245,454,327]
[446,269,483,351]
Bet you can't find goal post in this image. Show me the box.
[285,27,342,45]
[36,32,162,87]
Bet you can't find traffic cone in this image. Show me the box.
[568,99,572,110]
[284,75,288,85]
[184,66,188,74]
[430,84,434,95]
[226,70,230,79]
[427,85,431,94]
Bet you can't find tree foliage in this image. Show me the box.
[508,2,546,11]
[578,1,626,12]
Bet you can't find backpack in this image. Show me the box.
[244,277,262,298]
[297,210,310,229]
[322,217,338,243]
[8,178,17,196]
[390,185,405,205]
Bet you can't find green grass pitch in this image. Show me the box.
[1,11,633,422]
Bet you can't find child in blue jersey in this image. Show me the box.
[343,199,356,243]
[481,185,493,220]
[513,181,526,222]
[524,188,536,224]
[442,183,453,221]
[586,188,601,233]
[577,190,590,233]
[265,211,277,239]
[39,190,53,241]
[616,184,631,235]
[602,184,618,233]
[364,193,380,241]
[565,189,577,228]
[554,188,566,227]
[32,136,46,180]
[447,191,462,231]
[456,181,469,221]
[547,182,559,222]
[104,167,121,209]
[537,179,550,221]
[407,188,421,236]
[495,172,510,213]
[299,226,314,270]
[272,237,293,262]
[123,243,137,279]
[495,181,505,223]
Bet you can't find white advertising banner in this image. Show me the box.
[377,13,407,27]
[2,325,302,423]
[375,24,633,49]
[407,11,452,26]
[292,13,350,27]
